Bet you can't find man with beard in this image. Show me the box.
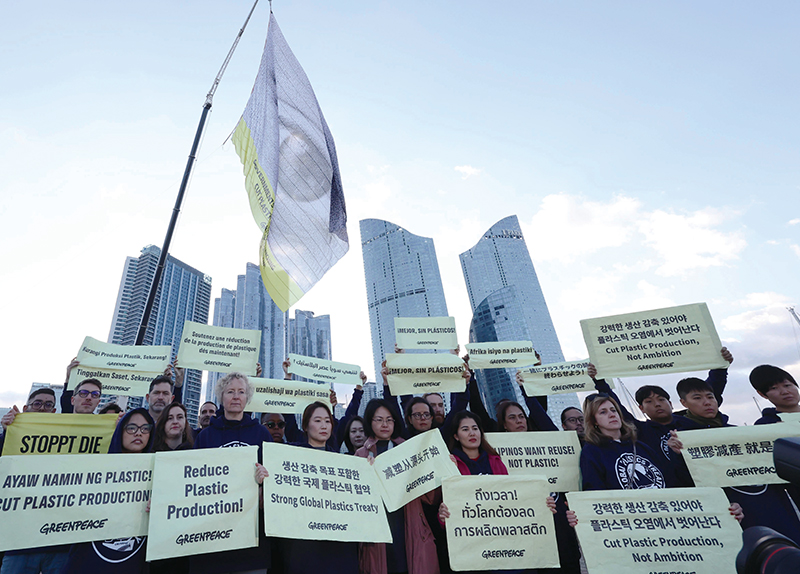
[197,401,217,429]
[145,376,173,422]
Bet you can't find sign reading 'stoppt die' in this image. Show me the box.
[394,317,458,349]
[1,413,118,456]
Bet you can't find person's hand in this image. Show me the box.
[462,353,470,366]
[546,496,557,514]
[367,452,375,465]
[721,347,733,365]
[116,412,126,424]
[394,344,404,354]
[256,362,263,377]
[450,345,460,356]
[449,454,458,465]
[146,500,151,513]
[66,357,80,385]
[330,390,338,408]
[282,358,291,380]
[461,364,471,381]
[515,371,525,387]
[381,360,389,386]
[729,503,744,523]
[167,358,185,388]
[566,509,578,528]
[255,463,269,485]
[667,430,684,453]
[438,502,450,522]
[357,371,366,391]
[1,406,20,431]
[534,351,542,366]
[587,363,597,379]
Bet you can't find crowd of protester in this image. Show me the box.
[0,344,799,574]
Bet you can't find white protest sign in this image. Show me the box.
[176,321,261,374]
[465,341,538,370]
[394,317,458,349]
[288,354,361,385]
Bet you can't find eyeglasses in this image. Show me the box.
[410,412,432,420]
[373,417,394,425]
[77,390,101,399]
[266,421,285,429]
[565,416,584,425]
[124,424,153,435]
[28,400,56,410]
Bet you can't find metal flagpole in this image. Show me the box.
[135,0,261,345]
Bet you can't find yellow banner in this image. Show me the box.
[581,303,728,379]
[677,425,800,487]
[520,359,603,395]
[176,321,261,374]
[485,432,582,491]
[385,353,466,396]
[443,475,559,571]
[394,316,458,349]
[288,354,361,385]
[373,430,459,512]
[0,453,153,552]
[778,412,800,423]
[567,487,740,574]
[2,413,117,456]
[146,446,260,561]
[247,378,331,414]
[465,341,538,370]
[261,442,392,542]
[67,365,162,397]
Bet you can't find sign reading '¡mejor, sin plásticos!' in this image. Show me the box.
[394,316,458,349]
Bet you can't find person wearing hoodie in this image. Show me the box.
[192,372,273,574]
[749,364,800,424]
[60,408,155,574]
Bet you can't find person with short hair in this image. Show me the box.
[71,379,102,414]
[145,375,174,422]
[261,412,287,443]
[749,365,800,424]
[99,403,123,414]
[561,407,584,436]
[197,401,217,429]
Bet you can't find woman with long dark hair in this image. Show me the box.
[341,415,366,454]
[152,401,194,451]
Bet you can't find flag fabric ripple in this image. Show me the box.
[232,13,348,312]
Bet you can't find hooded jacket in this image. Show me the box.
[193,412,272,456]
[754,407,785,425]
[580,438,678,491]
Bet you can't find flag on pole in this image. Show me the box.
[233,14,348,312]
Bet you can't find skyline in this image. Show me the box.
[1,1,799,426]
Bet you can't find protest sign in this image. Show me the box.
[394,317,458,349]
[288,354,361,385]
[146,446,260,561]
[443,475,558,571]
[677,425,800,487]
[465,341,538,370]
[567,487,740,574]
[373,430,459,512]
[520,359,602,395]
[385,353,466,396]
[176,321,261,374]
[248,378,331,414]
[581,303,728,378]
[68,337,171,396]
[0,453,153,552]
[2,413,117,456]
[485,431,582,491]
[778,412,800,424]
[261,443,391,542]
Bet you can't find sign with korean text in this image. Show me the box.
[176,321,261,375]
[520,359,601,395]
[248,378,331,414]
[1,413,117,456]
[677,425,799,487]
[443,475,559,571]
[374,430,459,512]
[485,431,582,491]
[567,487,740,574]
[394,316,458,349]
[68,337,171,397]
[146,447,260,561]
[0,453,153,551]
[465,341,538,370]
[261,443,391,542]
[385,353,466,396]
[581,303,727,379]
[288,354,361,385]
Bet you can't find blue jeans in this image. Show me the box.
[0,551,69,574]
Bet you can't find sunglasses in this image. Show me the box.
[266,421,286,429]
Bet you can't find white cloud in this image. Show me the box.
[791,244,800,258]
[789,218,800,225]
[454,165,481,179]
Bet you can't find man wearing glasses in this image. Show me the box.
[71,378,103,414]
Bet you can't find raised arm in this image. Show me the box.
[336,372,365,445]
[515,372,558,431]
[587,363,636,424]
[705,347,733,407]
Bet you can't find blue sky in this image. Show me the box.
[1,1,798,424]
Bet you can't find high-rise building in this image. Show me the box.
[109,245,212,424]
[206,288,236,403]
[288,310,332,385]
[460,215,580,422]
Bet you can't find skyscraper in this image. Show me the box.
[460,215,580,422]
[360,219,450,382]
[109,245,212,424]
[288,310,332,362]
[206,288,236,403]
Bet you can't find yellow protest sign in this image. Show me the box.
[394,316,458,349]
[443,475,559,571]
[465,341,538,370]
[385,353,466,396]
[2,413,117,456]
[261,443,392,542]
[677,425,800,487]
[176,320,261,374]
[0,453,153,552]
[581,303,728,378]
[146,446,260,561]
[288,354,361,385]
[68,336,172,397]
[485,431,582,491]
[248,378,331,414]
[778,412,800,423]
[520,359,603,395]
[373,430,459,512]
[567,487,740,574]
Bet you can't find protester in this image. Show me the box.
[197,401,217,430]
[341,416,366,454]
[71,378,103,414]
[60,408,155,574]
[99,403,123,414]
[356,399,440,574]
[749,364,800,424]
[404,397,435,437]
[152,401,194,451]
[334,373,366,447]
[261,412,287,443]
[560,407,584,436]
[145,376,174,423]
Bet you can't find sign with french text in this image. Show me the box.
[176,321,260,374]
[248,378,331,414]
[288,354,361,385]
[520,359,602,395]
[1,413,117,456]
[581,303,727,378]
[567,487,740,574]
[465,341,538,370]
[394,316,458,349]
[485,431,582,491]
[385,353,466,396]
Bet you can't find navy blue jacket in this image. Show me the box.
[754,407,784,425]
[580,439,679,491]
[194,413,272,459]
